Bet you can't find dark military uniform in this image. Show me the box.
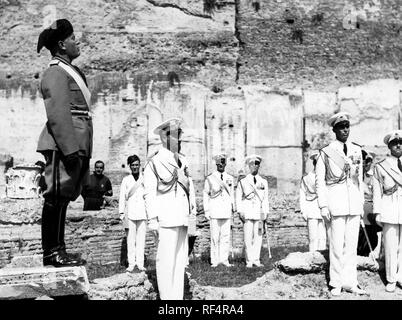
[37,55,93,258]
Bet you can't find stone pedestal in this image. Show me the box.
[5,165,42,199]
[0,264,90,300]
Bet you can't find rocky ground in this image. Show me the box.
[85,251,401,300]
[190,267,398,300]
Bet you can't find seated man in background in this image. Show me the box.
[81,160,113,210]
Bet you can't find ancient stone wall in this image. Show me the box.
[237,0,402,91]
[0,196,306,267]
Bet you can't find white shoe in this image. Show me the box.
[222,262,233,267]
[253,262,264,267]
[386,283,396,292]
[126,266,135,273]
[344,285,367,295]
[211,264,218,268]
[330,287,341,296]
[246,263,253,268]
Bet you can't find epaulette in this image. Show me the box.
[352,142,362,148]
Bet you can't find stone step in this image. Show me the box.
[0,265,90,300]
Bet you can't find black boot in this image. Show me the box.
[43,251,86,267]
[58,201,86,265]
[41,200,60,259]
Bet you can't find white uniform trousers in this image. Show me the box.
[307,218,327,252]
[328,215,360,288]
[244,219,263,264]
[383,223,402,284]
[127,219,147,269]
[156,226,188,300]
[210,218,231,265]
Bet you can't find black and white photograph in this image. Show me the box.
[0,0,401,311]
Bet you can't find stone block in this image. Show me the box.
[88,272,156,300]
[275,251,383,274]
[0,266,90,300]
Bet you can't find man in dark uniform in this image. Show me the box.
[37,19,92,267]
[81,160,113,210]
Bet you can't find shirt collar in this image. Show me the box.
[159,147,179,168]
[334,139,348,148]
[247,173,259,181]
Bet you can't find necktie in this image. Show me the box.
[253,176,257,184]
[221,173,223,180]
[343,143,347,156]
[398,158,402,173]
[174,153,182,168]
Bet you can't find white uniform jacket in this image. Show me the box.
[203,171,234,219]
[119,174,147,221]
[315,140,364,217]
[299,171,321,220]
[143,147,196,228]
[373,156,402,224]
[236,174,269,220]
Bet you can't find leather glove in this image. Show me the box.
[64,152,80,169]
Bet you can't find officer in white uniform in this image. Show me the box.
[236,154,269,268]
[373,130,402,292]
[300,152,327,252]
[119,154,147,272]
[143,118,196,300]
[203,153,235,267]
[315,112,366,296]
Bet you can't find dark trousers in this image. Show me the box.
[357,224,381,257]
[41,151,89,256]
[83,197,104,211]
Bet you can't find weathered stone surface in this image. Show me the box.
[3,254,43,269]
[275,251,327,273]
[5,165,42,199]
[0,266,89,300]
[275,251,383,274]
[88,272,157,300]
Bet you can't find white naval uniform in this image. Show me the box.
[119,173,147,269]
[299,170,327,252]
[203,171,235,265]
[316,140,364,289]
[236,173,269,265]
[373,155,402,284]
[143,147,196,300]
